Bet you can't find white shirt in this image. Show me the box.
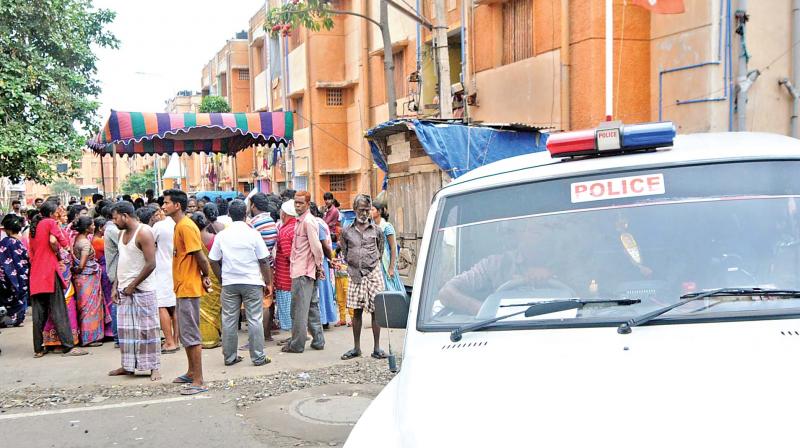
[216,215,233,226]
[208,220,269,286]
[152,217,177,301]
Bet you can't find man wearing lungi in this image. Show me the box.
[340,194,387,361]
[108,201,161,381]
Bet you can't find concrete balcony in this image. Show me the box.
[288,44,307,96]
[293,127,310,150]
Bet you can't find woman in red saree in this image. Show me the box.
[30,201,84,357]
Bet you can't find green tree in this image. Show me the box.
[50,178,80,198]
[0,0,118,184]
[199,95,231,113]
[120,168,156,195]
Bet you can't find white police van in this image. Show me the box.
[345,122,800,447]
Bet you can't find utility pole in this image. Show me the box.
[433,0,453,118]
[380,0,398,120]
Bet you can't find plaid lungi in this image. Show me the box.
[346,266,385,313]
[275,289,292,331]
[117,289,161,371]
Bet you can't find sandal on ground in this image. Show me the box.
[172,374,193,384]
[62,348,88,356]
[371,349,388,360]
[84,341,103,347]
[225,356,243,366]
[253,357,272,366]
[161,347,180,354]
[341,348,362,360]
[280,345,303,353]
[33,351,47,358]
[108,368,133,376]
[180,385,208,396]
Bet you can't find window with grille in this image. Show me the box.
[326,88,343,106]
[502,0,533,65]
[329,175,347,192]
[238,69,250,81]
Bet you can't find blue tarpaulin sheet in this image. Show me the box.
[367,119,547,189]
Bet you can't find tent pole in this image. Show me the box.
[99,153,106,196]
[232,153,238,192]
[112,145,118,198]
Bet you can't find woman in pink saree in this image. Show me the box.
[71,216,105,346]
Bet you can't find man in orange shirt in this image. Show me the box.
[163,189,213,395]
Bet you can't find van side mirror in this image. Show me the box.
[374,291,410,329]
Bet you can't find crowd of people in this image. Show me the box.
[0,187,407,394]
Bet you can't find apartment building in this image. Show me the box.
[200,33,256,192]
[243,0,419,205]
[417,0,794,134]
[247,8,273,193]
[237,0,795,203]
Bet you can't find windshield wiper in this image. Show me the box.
[617,287,800,334]
[450,298,641,342]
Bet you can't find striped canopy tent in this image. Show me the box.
[89,110,294,157]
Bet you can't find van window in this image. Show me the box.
[420,161,800,329]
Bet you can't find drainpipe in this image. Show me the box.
[303,27,316,197]
[735,0,759,131]
[281,28,293,189]
[461,0,469,121]
[560,0,570,130]
[416,0,422,100]
[780,0,800,137]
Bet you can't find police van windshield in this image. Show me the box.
[419,161,800,329]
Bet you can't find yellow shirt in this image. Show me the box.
[172,215,203,298]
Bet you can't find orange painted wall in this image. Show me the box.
[305,17,354,200]
[469,0,649,130]
[568,0,650,129]
[230,68,251,112]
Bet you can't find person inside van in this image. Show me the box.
[437,224,561,316]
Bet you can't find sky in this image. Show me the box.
[93,0,265,119]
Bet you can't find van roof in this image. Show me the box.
[444,132,800,194]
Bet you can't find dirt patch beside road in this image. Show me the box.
[0,358,396,412]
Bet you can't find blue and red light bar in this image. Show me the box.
[546,121,676,158]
